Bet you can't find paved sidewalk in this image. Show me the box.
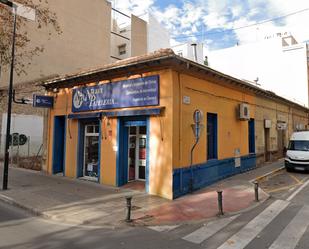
[0,160,283,227]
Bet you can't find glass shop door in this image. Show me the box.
[128,126,146,181]
[84,123,99,180]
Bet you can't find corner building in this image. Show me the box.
[43,49,309,199]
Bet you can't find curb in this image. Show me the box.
[0,193,125,229]
[250,166,285,183]
[0,193,44,218]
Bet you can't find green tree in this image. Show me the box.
[0,0,61,75]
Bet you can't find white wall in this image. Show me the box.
[0,114,43,157]
[208,37,309,107]
[140,14,170,52]
[172,42,204,64]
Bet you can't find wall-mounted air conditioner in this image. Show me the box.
[239,103,250,120]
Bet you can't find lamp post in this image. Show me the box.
[1,0,17,190]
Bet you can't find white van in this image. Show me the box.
[285,131,309,172]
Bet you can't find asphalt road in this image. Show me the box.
[0,201,196,249]
[2,167,309,249]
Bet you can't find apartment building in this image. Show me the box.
[0,0,170,165]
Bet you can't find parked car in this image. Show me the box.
[285,131,309,172]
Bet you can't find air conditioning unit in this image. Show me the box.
[239,103,250,120]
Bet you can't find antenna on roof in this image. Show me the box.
[254,77,261,86]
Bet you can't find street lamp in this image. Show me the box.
[1,2,35,190]
[1,0,17,190]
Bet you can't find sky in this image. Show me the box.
[110,0,309,51]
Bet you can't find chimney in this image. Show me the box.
[191,43,198,62]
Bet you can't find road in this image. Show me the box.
[1,167,309,249]
[0,201,195,249]
[147,169,309,249]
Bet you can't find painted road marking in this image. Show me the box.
[287,178,309,201]
[217,200,289,249]
[267,183,301,194]
[148,224,180,232]
[182,215,240,244]
[288,174,303,184]
[269,205,309,249]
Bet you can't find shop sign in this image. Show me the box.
[33,94,54,108]
[72,75,159,112]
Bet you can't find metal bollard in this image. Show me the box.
[254,181,259,202]
[217,190,224,216]
[125,196,133,222]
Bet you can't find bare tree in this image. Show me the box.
[0,0,61,75]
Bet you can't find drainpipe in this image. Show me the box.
[189,131,199,193]
[189,110,204,192]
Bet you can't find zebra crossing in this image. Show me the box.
[148,199,309,249]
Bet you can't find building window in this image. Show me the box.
[118,44,126,55]
[177,52,183,57]
[207,113,218,160]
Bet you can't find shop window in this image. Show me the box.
[129,126,136,135]
[207,113,218,160]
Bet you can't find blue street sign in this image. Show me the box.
[72,75,159,113]
[33,94,54,108]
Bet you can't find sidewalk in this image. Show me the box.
[0,160,284,227]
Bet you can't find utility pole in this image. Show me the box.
[1,0,16,190]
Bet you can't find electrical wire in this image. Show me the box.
[173,7,309,40]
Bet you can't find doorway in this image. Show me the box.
[52,116,66,174]
[128,126,147,181]
[83,123,99,179]
[207,113,218,160]
[264,128,270,161]
[117,117,149,190]
[248,119,255,154]
[77,120,100,181]
[277,128,286,157]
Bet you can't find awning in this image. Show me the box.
[67,107,164,119]
[102,107,164,117]
[68,112,102,119]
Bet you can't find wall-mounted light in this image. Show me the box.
[52,88,59,94]
[52,87,59,101]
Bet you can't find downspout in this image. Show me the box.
[189,136,199,192]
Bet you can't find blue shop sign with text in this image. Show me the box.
[33,94,54,108]
[72,75,159,112]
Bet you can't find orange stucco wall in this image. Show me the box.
[46,70,175,199]
[172,72,256,169]
[46,66,308,200]
[100,117,117,185]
